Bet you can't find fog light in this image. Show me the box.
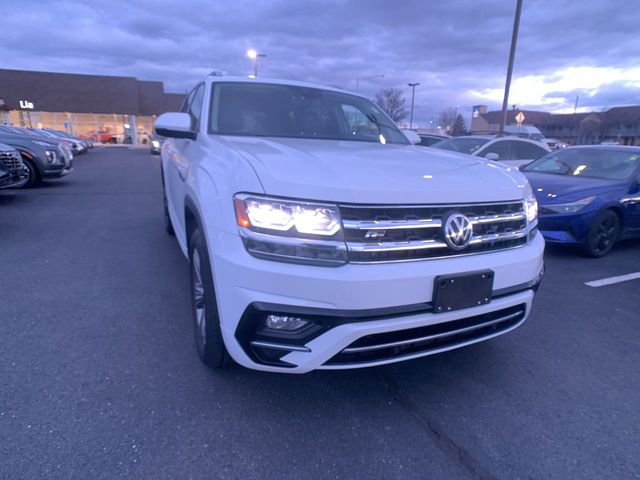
[265,314,308,331]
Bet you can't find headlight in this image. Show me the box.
[234,195,341,236]
[44,150,58,164]
[152,140,160,148]
[524,190,538,225]
[544,196,595,214]
[233,194,346,266]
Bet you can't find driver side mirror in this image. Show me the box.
[155,112,197,140]
[484,152,500,161]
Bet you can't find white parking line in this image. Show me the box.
[585,272,640,288]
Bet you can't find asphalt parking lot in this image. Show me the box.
[1,147,639,480]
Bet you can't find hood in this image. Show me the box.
[218,136,526,204]
[524,172,628,203]
[0,134,57,151]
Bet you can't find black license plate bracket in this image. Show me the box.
[432,270,494,313]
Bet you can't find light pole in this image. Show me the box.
[408,82,420,129]
[355,74,384,91]
[499,0,523,135]
[247,49,267,77]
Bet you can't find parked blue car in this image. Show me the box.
[522,146,640,257]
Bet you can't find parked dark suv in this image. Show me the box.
[0,131,71,187]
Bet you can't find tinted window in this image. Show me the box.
[479,140,511,160]
[209,82,408,144]
[523,148,640,180]
[431,137,490,154]
[512,140,548,159]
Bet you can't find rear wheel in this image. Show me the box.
[189,227,230,368]
[581,210,620,257]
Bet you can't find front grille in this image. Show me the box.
[339,201,527,262]
[0,152,23,174]
[324,304,526,366]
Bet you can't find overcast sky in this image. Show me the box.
[2,0,639,127]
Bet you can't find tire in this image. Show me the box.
[162,188,175,236]
[581,210,620,257]
[188,227,230,368]
[19,158,40,188]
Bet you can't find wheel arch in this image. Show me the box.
[604,204,625,236]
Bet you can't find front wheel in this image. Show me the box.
[581,210,620,257]
[18,158,40,188]
[189,227,230,369]
[162,188,175,236]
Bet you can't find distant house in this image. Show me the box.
[470,104,640,146]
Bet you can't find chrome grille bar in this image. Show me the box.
[469,212,526,224]
[342,310,524,353]
[342,218,442,230]
[346,229,526,253]
[346,239,448,252]
[469,229,527,245]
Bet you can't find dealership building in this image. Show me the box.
[0,68,185,144]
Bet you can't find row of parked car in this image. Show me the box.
[0,125,93,189]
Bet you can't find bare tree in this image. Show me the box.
[439,107,457,134]
[374,88,408,124]
[452,114,467,136]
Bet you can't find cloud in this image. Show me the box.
[1,0,639,125]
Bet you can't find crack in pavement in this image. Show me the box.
[382,368,497,480]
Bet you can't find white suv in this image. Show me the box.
[156,76,544,373]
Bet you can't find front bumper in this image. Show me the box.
[538,210,597,244]
[0,173,28,189]
[42,163,69,178]
[209,227,545,373]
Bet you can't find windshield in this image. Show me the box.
[431,137,490,154]
[208,82,409,144]
[523,148,640,180]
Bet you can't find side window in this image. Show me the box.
[512,141,548,160]
[188,84,205,129]
[181,89,195,113]
[480,140,511,160]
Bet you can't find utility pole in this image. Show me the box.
[499,0,523,135]
[408,83,420,129]
[574,94,579,114]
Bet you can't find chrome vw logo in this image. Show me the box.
[444,213,473,250]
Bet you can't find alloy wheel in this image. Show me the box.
[588,212,619,256]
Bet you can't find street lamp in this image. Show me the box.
[407,82,420,129]
[498,0,523,135]
[355,74,384,91]
[247,49,267,77]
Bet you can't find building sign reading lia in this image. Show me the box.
[19,100,34,109]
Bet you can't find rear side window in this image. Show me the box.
[479,140,511,160]
[512,141,548,160]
